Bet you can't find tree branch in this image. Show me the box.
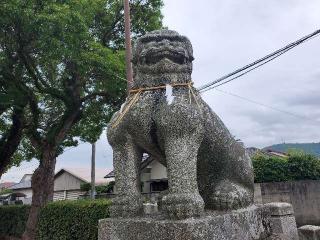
[101,4,124,46]
[0,107,25,177]
[80,91,112,102]
[17,50,68,103]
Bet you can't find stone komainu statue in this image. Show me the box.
[107,30,254,219]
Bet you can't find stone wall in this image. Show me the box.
[254,180,320,226]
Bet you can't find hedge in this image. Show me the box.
[0,199,111,240]
[0,205,30,238]
[253,150,320,183]
[37,199,111,240]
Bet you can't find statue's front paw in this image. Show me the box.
[211,181,252,211]
[110,195,143,218]
[162,193,204,219]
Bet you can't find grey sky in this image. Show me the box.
[1,0,319,182]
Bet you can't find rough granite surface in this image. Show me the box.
[264,202,294,216]
[299,225,320,240]
[107,29,254,219]
[265,203,299,240]
[98,205,272,240]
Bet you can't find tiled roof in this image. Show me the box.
[55,168,113,185]
[10,167,113,190]
[104,170,115,178]
[10,180,31,190]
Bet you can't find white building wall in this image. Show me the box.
[12,188,33,205]
[141,172,151,193]
[54,171,85,191]
[150,161,167,180]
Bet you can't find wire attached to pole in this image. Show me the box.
[198,29,320,93]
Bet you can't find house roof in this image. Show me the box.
[10,180,31,190]
[104,170,114,179]
[20,174,32,182]
[10,167,112,190]
[246,147,288,158]
[9,173,33,190]
[264,149,288,158]
[55,168,112,185]
[104,155,154,179]
[0,182,16,189]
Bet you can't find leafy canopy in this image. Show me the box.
[0,0,163,164]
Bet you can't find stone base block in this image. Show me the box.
[298,225,320,240]
[265,203,299,240]
[99,205,272,240]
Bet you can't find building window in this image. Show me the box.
[150,180,168,192]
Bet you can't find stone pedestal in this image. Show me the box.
[99,205,272,240]
[298,225,320,240]
[265,203,299,240]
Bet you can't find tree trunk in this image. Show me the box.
[22,148,56,240]
[0,107,25,178]
[91,142,96,199]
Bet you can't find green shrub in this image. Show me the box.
[97,181,115,194]
[80,183,92,192]
[253,150,320,183]
[0,188,13,195]
[37,199,111,240]
[253,154,291,183]
[287,150,320,180]
[0,205,30,238]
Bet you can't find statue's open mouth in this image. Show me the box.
[143,50,188,65]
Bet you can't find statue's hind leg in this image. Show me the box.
[215,143,253,210]
[210,179,253,210]
[204,142,254,211]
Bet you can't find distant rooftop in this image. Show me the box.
[10,180,31,190]
[55,168,112,185]
[20,174,32,183]
[10,167,113,190]
[0,182,16,190]
[246,147,288,158]
[9,174,33,190]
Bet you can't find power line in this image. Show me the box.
[200,45,294,93]
[198,29,320,92]
[208,34,320,91]
[213,88,320,124]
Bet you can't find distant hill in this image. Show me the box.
[263,143,320,157]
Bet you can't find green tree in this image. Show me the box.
[0,188,13,195]
[287,150,320,180]
[252,153,291,183]
[0,1,163,239]
[0,66,28,177]
[252,150,320,183]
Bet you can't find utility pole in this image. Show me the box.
[124,0,133,91]
[90,142,96,199]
